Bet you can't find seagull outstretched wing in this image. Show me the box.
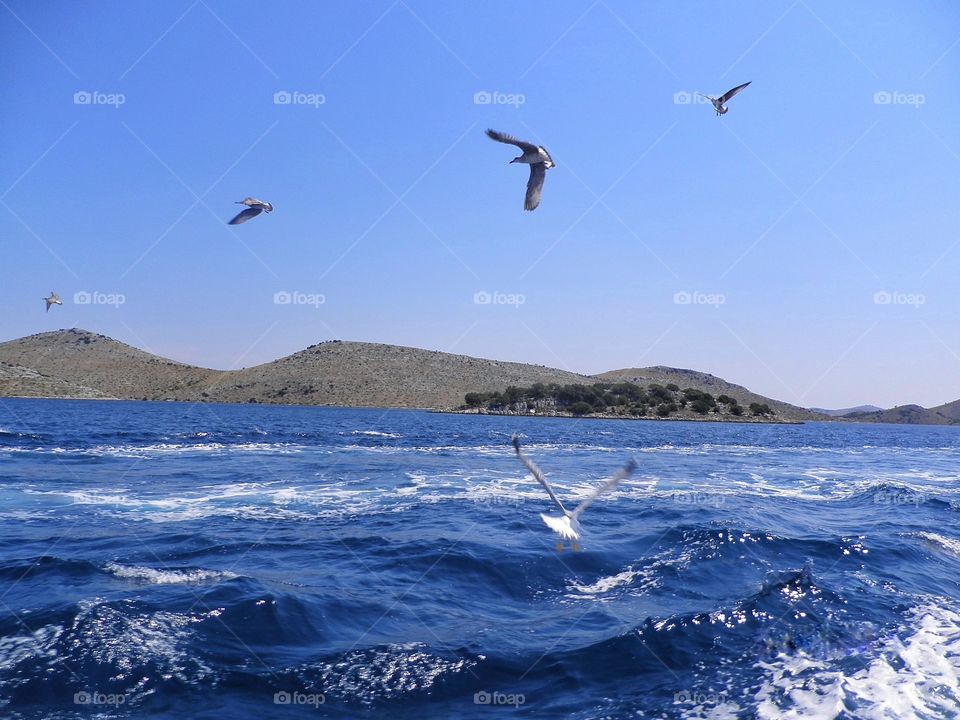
[486,129,539,154]
[525,163,546,211]
[228,207,264,225]
[719,81,751,104]
[571,458,638,521]
[512,435,568,515]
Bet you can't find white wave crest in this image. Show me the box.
[105,562,237,584]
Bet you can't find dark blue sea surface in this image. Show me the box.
[1,398,959,719]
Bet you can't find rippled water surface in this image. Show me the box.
[1,399,959,718]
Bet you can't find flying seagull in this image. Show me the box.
[512,435,637,545]
[228,197,273,225]
[486,129,555,211]
[701,81,752,116]
[43,292,62,312]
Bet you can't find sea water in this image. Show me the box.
[1,398,959,718]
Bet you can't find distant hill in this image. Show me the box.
[810,405,883,417]
[0,361,106,399]
[845,403,960,425]
[0,329,597,408]
[0,329,931,424]
[213,340,599,408]
[596,366,823,422]
[0,329,218,400]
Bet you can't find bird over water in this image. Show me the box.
[486,129,555,211]
[512,435,637,547]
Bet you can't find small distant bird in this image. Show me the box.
[701,81,752,116]
[512,435,637,546]
[43,292,62,312]
[486,129,555,211]
[228,197,273,225]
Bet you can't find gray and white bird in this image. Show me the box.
[512,435,637,545]
[43,292,62,312]
[228,197,273,225]
[486,129,555,211]
[701,81,751,116]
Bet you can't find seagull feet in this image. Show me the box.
[555,542,565,553]
[572,542,581,553]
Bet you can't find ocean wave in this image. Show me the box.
[345,430,403,439]
[754,600,960,719]
[287,642,478,705]
[910,532,960,559]
[104,562,238,585]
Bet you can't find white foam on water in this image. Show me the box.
[348,430,402,438]
[5,441,303,458]
[104,562,237,584]
[568,567,650,596]
[0,624,63,670]
[310,642,477,703]
[911,532,960,559]
[754,600,960,719]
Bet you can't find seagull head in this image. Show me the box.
[509,156,522,164]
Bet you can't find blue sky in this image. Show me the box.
[2,1,958,409]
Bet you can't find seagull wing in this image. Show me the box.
[228,207,264,225]
[571,458,638,521]
[486,128,538,154]
[525,163,546,211]
[719,81,751,104]
[513,436,568,515]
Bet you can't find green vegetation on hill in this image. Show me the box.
[462,381,769,420]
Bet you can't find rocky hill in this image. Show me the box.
[0,330,597,408]
[0,329,863,421]
[595,366,823,422]
[845,402,960,425]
